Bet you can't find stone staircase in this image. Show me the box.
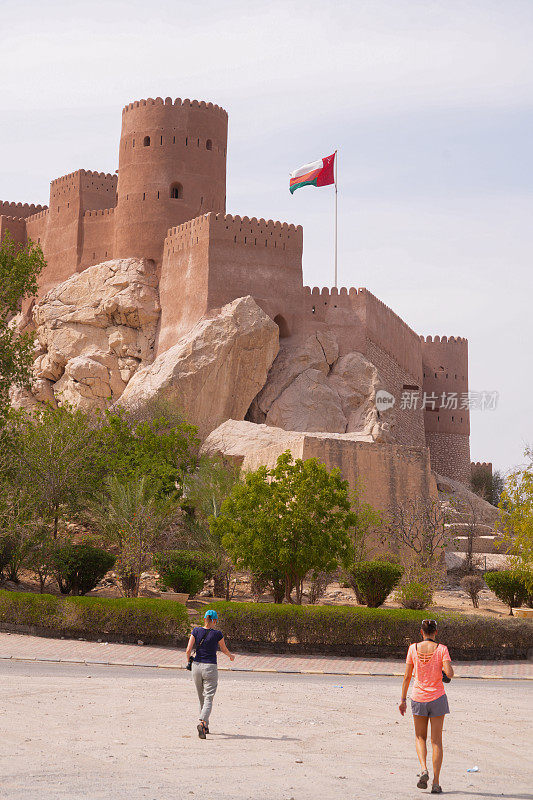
[435,473,507,568]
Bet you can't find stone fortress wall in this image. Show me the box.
[0,96,474,485]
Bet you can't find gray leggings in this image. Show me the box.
[192,662,219,723]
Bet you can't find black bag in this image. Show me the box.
[186,628,208,671]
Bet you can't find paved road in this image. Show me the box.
[1,632,531,678]
[0,659,531,800]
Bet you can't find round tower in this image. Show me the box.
[421,335,471,484]
[114,96,227,264]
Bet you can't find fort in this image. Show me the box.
[1,96,471,486]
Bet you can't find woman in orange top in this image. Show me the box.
[399,619,454,794]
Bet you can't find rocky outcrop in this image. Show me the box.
[247,333,393,441]
[17,258,160,411]
[118,296,279,439]
[202,419,437,514]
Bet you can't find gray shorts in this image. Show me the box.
[411,694,449,717]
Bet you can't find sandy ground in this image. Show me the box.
[0,662,531,800]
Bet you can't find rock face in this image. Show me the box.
[20,258,160,410]
[247,332,393,441]
[203,419,437,515]
[119,296,279,439]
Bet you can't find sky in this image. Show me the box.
[1,0,531,473]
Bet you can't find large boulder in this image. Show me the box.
[24,258,160,410]
[118,296,279,439]
[247,332,393,441]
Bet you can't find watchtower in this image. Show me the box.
[421,335,470,483]
[114,97,228,265]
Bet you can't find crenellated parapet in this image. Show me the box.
[471,461,492,478]
[25,208,50,223]
[0,215,27,246]
[420,334,468,345]
[0,201,47,219]
[83,207,115,218]
[122,96,227,118]
[165,212,302,254]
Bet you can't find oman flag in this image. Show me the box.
[289,152,336,194]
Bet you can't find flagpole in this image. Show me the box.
[334,149,338,289]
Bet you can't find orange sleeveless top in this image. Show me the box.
[406,642,451,702]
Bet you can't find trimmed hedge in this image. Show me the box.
[204,601,533,660]
[1,591,531,659]
[0,590,189,644]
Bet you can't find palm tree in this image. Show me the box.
[89,475,179,597]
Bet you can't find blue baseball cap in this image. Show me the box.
[204,609,218,620]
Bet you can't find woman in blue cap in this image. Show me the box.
[186,609,235,738]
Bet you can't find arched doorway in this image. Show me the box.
[274,314,290,338]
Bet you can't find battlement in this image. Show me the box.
[50,169,116,186]
[122,97,228,117]
[25,208,50,222]
[0,215,26,224]
[420,335,468,345]
[166,213,302,251]
[304,286,361,298]
[83,207,115,218]
[471,461,492,471]
[0,201,46,218]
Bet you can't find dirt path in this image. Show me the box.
[0,661,531,800]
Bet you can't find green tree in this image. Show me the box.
[346,483,383,564]
[211,451,356,603]
[0,234,45,419]
[181,454,241,599]
[484,569,527,615]
[2,405,101,539]
[95,407,198,498]
[498,448,533,592]
[0,478,41,582]
[88,475,180,597]
[342,483,383,603]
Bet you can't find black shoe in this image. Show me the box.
[431,785,442,794]
[197,722,206,739]
[417,771,429,789]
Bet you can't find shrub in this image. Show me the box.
[154,550,216,596]
[461,574,485,609]
[396,581,434,610]
[154,550,217,580]
[0,535,16,579]
[0,590,189,642]
[484,570,527,615]
[158,565,205,596]
[347,560,403,607]
[204,601,533,659]
[308,572,332,605]
[53,544,116,596]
